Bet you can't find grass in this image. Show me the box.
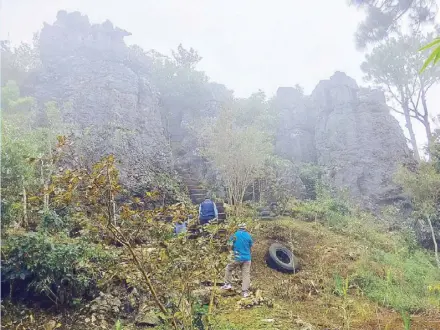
[214,195,440,329]
[291,197,440,313]
[353,247,440,312]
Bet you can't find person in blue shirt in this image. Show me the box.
[198,196,218,225]
[221,223,253,297]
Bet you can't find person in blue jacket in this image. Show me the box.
[221,223,253,297]
[198,196,218,225]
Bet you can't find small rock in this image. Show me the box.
[44,320,57,330]
[135,311,160,326]
[191,288,212,305]
[262,319,275,322]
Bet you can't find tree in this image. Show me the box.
[171,43,203,69]
[396,161,440,268]
[351,0,438,48]
[361,32,440,159]
[1,82,65,226]
[233,90,277,133]
[198,106,273,206]
[1,34,41,87]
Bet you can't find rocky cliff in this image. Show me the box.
[275,72,411,207]
[35,11,172,190]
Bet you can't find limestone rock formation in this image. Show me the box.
[275,72,411,207]
[313,72,410,206]
[35,11,172,189]
[274,87,317,163]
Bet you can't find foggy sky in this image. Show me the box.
[1,0,439,151]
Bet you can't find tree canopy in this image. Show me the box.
[352,0,438,48]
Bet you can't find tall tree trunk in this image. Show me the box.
[427,216,440,269]
[421,88,432,158]
[401,92,420,161]
[22,181,28,226]
[41,159,49,211]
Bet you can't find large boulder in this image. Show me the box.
[35,11,172,189]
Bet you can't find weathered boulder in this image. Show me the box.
[35,11,172,189]
[135,310,160,327]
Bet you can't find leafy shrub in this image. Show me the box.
[37,210,71,234]
[298,163,322,200]
[2,231,116,306]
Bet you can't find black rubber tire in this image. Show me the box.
[267,243,299,273]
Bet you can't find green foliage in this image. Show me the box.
[333,273,349,297]
[2,230,115,306]
[197,106,273,206]
[291,189,440,313]
[396,162,440,218]
[1,36,41,86]
[192,303,209,329]
[298,163,322,200]
[1,81,65,228]
[114,319,123,330]
[291,185,352,228]
[353,247,440,312]
[258,157,303,212]
[395,158,440,268]
[37,210,71,234]
[1,80,21,109]
[400,310,411,330]
[419,37,440,72]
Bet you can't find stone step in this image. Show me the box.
[191,193,206,199]
[260,210,271,217]
[259,216,275,220]
[187,185,203,191]
[184,180,200,186]
[190,188,206,195]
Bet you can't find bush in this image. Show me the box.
[1,231,116,306]
[37,210,72,234]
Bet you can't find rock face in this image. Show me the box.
[274,87,317,163]
[35,11,172,189]
[275,72,411,207]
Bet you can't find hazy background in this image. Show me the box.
[1,0,439,151]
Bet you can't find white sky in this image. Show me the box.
[1,0,439,152]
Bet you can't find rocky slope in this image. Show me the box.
[274,72,412,207]
[34,11,172,190]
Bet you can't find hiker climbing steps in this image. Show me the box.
[178,167,227,221]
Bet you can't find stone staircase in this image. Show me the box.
[179,167,227,222]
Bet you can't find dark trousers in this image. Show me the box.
[200,217,214,225]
